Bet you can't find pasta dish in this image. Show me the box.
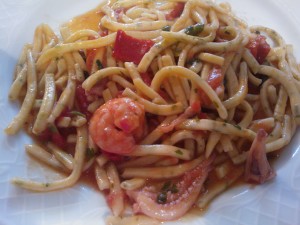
[5,0,300,223]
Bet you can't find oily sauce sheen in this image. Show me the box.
[67,4,104,33]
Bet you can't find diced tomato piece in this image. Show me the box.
[247,35,271,64]
[87,79,108,97]
[51,132,66,149]
[86,48,98,74]
[38,126,66,149]
[166,2,185,20]
[102,152,126,163]
[85,32,108,74]
[158,89,169,101]
[198,67,224,105]
[59,127,76,138]
[76,85,92,119]
[39,128,51,142]
[198,112,208,119]
[140,72,152,86]
[207,66,223,89]
[113,30,155,65]
[86,49,105,74]
[191,100,201,113]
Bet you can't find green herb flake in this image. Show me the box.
[48,124,58,133]
[212,101,219,109]
[162,25,171,31]
[175,149,183,155]
[184,23,204,36]
[157,192,167,204]
[170,184,178,193]
[86,148,95,160]
[171,105,177,111]
[258,74,269,88]
[224,30,231,35]
[96,60,103,70]
[83,70,89,79]
[233,124,242,130]
[70,111,86,118]
[45,183,50,187]
[161,181,172,191]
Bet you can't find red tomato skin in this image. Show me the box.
[38,127,66,149]
[140,72,152,86]
[51,132,66,149]
[247,35,271,64]
[207,67,223,89]
[75,85,92,119]
[166,3,185,20]
[191,100,201,113]
[113,30,155,65]
[198,66,224,105]
[85,31,108,74]
[86,49,98,74]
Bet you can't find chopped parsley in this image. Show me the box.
[96,60,103,70]
[70,111,86,118]
[171,105,177,111]
[224,30,231,35]
[162,25,171,31]
[169,184,178,193]
[86,148,95,160]
[233,124,242,130]
[83,70,89,79]
[212,101,219,109]
[175,149,183,155]
[48,124,58,133]
[184,23,204,36]
[161,181,172,191]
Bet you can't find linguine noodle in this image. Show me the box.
[6,0,300,222]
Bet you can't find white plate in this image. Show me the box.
[1,0,300,224]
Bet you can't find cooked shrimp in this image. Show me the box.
[244,129,275,184]
[89,97,145,154]
[127,157,214,221]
